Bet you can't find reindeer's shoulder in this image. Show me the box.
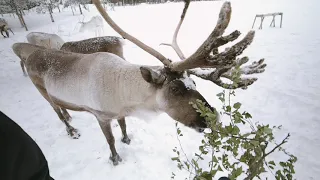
[91,52,128,66]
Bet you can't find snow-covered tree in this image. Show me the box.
[0,0,28,30]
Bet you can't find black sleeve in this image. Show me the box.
[0,111,54,180]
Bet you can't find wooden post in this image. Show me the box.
[259,16,264,29]
[280,13,283,28]
[253,12,283,29]
[252,15,257,29]
[269,15,275,27]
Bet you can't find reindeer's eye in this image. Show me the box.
[170,86,181,95]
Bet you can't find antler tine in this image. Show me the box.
[169,1,233,71]
[92,0,172,66]
[160,0,190,60]
[188,57,267,89]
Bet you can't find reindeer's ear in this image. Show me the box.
[140,66,166,85]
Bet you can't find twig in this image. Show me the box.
[175,123,195,171]
[265,133,290,157]
[211,129,260,142]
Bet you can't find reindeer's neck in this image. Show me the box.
[96,56,161,116]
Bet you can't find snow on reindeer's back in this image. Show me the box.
[26,32,64,49]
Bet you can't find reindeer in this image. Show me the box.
[78,15,104,37]
[26,32,65,50]
[11,43,46,76]
[60,36,125,59]
[23,0,266,166]
[0,18,14,38]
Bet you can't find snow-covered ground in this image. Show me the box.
[1,0,319,179]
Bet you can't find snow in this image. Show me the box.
[180,72,196,90]
[1,0,320,179]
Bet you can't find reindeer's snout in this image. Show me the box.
[193,104,217,133]
[196,127,205,133]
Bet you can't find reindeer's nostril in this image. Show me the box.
[196,127,205,133]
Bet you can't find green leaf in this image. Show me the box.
[269,161,276,166]
[242,133,252,138]
[243,112,252,119]
[216,92,224,97]
[232,126,240,135]
[184,161,190,170]
[251,140,259,146]
[171,157,179,161]
[212,156,218,163]
[233,102,242,109]
[235,166,243,177]
[280,162,286,167]
[192,159,199,169]
[210,169,218,176]
[226,106,232,112]
[263,126,272,134]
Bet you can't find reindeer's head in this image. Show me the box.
[92,0,266,132]
[140,66,216,132]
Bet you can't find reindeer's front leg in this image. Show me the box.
[20,60,27,76]
[97,120,122,165]
[0,29,6,38]
[117,117,131,144]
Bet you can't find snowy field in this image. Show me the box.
[0,0,319,179]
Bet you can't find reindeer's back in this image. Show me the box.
[26,32,64,49]
[12,43,46,62]
[27,49,131,111]
[60,36,125,59]
[25,49,83,77]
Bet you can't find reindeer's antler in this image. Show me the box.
[160,1,266,89]
[188,58,266,89]
[92,0,266,89]
[159,0,190,60]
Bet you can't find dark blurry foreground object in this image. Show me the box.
[218,177,230,180]
[0,111,54,180]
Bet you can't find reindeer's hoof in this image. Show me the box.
[121,136,131,145]
[110,154,122,166]
[67,127,80,139]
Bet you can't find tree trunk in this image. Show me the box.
[79,4,83,15]
[17,10,28,31]
[71,6,75,15]
[49,0,54,13]
[48,6,54,22]
[57,4,61,13]
[12,2,27,31]
[20,12,28,31]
